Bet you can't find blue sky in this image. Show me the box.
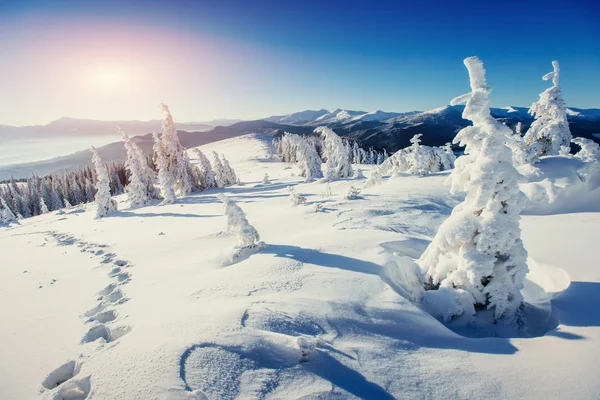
[0,0,598,125]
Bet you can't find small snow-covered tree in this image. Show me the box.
[63,198,72,209]
[288,186,307,206]
[353,167,365,179]
[524,61,572,157]
[364,168,383,188]
[262,173,270,184]
[39,195,49,214]
[153,132,176,205]
[217,194,260,249]
[160,104,194,196]
[316,126,352,180]
[90,146,118,219]
[571,137,600,186]
[345,186,361,200]
[406,134,431,175]
[419,56,528,323]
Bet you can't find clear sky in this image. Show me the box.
[1,0,598,126]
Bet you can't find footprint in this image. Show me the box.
[87,310,117,324]
[81,324,131,343]
[97,283,116,296]
[113,260,128,267]
[116,272,131,283]
[41,360,79,390]
[108,267,121,277]
[53,375,91,400]
[106,289,124,303]
[83,303,106,318]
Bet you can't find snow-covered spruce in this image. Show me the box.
[364,168,383,188]
[122,129,152,207]
[262,173,270,184]
[193,149,218,190]
[344,186,361,200]
[288,186,307,206]
[1,197,17,223]
[220,154,237,185]
[160,104,194,196]
[419,56,529,323]
[353,167,365,179]
[217,194,260,249]
[90,146,118,219]
[507,122,539,166]
[152,132,176,205]
[212,151,228,187]
[315,126,352,180]
[571,137,600,187]
[523,61,572,157]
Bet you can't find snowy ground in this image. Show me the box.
[1,134,598,399]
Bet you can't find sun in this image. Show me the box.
[89,64,128,89]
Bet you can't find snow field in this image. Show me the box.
[0,133,598,399]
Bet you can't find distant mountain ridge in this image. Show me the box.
[1,104,599,180]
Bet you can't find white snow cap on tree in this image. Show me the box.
[315,126,352,180]
[122,128,151,207]
[90,146,118,219]
[217,194,260,249]
[419,56,529,323]
[153,132,176,205]
[523,61,572,157]
[160,104,194,196]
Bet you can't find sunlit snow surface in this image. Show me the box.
[0,134,599,399]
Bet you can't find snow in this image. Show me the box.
[0,133,599,399]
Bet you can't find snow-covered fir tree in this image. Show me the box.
[524,61,572,157]
[160,104,194,196]
[220,154,237,185]
[345,186,361,200]
[122,130,151,207]
[194,149,218,190]
[212,151,227,187]
[84,179,95,203]
[262,173,270,184]
[1,197,16,223]
[353,167,365,179]
[153,132,176,205]
[315,126,352,180]
[364,168,383,188]
[419,56,528,323]
[217,194,260,249]
[90,146,118,219]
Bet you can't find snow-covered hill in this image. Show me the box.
[1,134,599,400]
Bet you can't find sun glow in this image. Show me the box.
[89,64,130,89]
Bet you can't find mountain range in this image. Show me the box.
[1,105,599,180]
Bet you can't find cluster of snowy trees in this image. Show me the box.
[0,161,128,223]
[380,134,456,176]
[1,104,239,223]
[419,56,529,324]
[273,130,388,182]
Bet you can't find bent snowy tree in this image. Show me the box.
[419,56,528,323]
[218,194,260,249]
